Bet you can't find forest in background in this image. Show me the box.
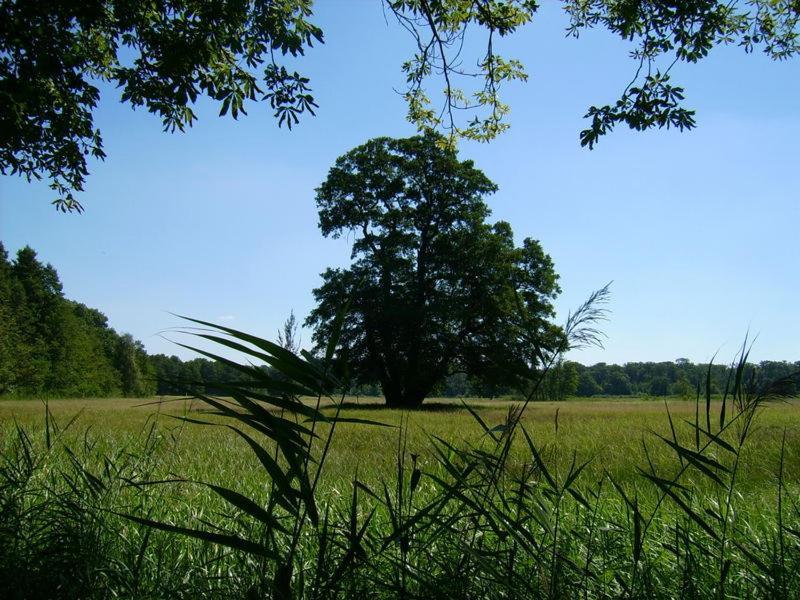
[2,243,797,400]
[0,243,154,397]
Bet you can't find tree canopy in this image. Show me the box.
[388,1,799,146]
[1,0,321,212]
[2,1,797,211]
[306,133,564,408]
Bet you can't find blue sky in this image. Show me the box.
[1,2,798,365]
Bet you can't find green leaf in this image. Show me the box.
[119,513,280,559]
[202,483,290,534]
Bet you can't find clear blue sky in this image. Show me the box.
[2,2,798,366]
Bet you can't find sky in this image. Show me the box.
[1,2,799,366]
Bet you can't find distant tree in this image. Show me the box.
[558,361,580,399]
[465,358,797,399]
[587,363,608,389]
[603,367,632,396]
[0,245,153,397]
[0,243,20,394]
[755,361,798,397]
[576,370,602,397]
[535,360,579,401]
[466,377,515,400]
[49,303,120,396]
[351,381,382,397]
[149,353,256,396]
[115,334,154,397]
[670,375,695,400]
[443,372,469,397]
[115,334,142,397]
[307,133,564,408]
[9,246,64,393]
[649,376,670,397]
[149,354,189,396]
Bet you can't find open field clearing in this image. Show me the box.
[2,396,799,494]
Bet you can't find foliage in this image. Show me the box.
[2,244,794,401]
[387,0,536,142]
[390,1,800,147]
[602,365,633,395]
[277,309,302,354]
[115,333,154,397]
[425,358,800,400]
[576,368,602,397]
[567,1,800,148]
[0,243,154,397]
[0,0,321,211]
[531,359,580,401]
[306,132,564,408]
[3,2,797,210]
[148,353,251,396]
[575,359,800,399]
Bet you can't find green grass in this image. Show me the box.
[3,395,798,494]
[2,383,799,599]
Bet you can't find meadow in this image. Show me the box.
[2,392,799,598]
[2,395,799,493]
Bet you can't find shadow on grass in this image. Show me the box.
[333,401,493,413]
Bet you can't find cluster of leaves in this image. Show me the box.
[387,0,536,142]
[0,243,153,397]
[566,0,800,147]
[390,1,799,147]
[0,0,321,211]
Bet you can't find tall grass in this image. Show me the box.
[1,294,799,597]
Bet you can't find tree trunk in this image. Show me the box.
[382,382,427,409]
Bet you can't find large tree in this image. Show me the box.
[306,133,564,408]
[3,1,797,211]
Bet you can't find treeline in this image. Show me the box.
[2,243,797,400]
[147,354,249,396]
[426,359,799,401]
[550,359,799,400]
[153,357,800,402]
[0,244,154,397]
[0,244,251,398]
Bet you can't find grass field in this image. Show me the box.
[2,395,799,598]
[2,395,798,492]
